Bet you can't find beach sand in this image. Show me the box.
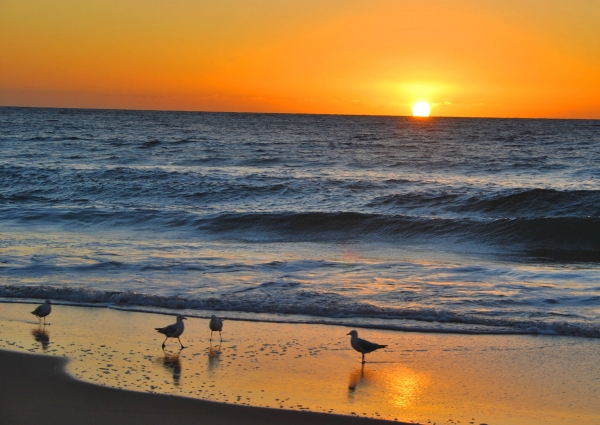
[1,301,599,425]
[0,349,395,425]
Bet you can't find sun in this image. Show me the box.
[412,101,431,117]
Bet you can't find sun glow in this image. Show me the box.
[412,101,431,117]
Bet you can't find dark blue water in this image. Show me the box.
[1,107,599,337]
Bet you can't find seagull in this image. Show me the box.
[347,330,387,364]
[155,315,187,349]
[209,315,223,341]
[31,300,52,324]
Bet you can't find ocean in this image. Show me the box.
[1,107,599,338]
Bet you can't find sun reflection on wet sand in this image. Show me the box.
[347,363,428,410]
[384,366,428,409]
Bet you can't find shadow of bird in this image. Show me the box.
[161,350,182,386]
[31,325,50,350]
[207,342,222,373]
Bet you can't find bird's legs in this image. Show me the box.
[162,336,169,349]
[177,337,185,349]
[361,353,365,364]
[219,331,222,342]
[210,330,213,341]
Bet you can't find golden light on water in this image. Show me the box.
[384,366,428,408]
[412,101,431,117]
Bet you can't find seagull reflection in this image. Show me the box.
[160,350,182,386]
[207,342,222,373]
[348,363,373,396]
[31,325,50,350]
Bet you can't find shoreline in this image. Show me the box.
[1,302,599,425]
[0,297,546,337]
[0,349,394,425]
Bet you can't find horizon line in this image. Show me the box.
[1,104,598,121]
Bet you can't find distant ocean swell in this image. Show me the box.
[1,284,599,338]
[2,160,600,220]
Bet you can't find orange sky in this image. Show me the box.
[1,0,599,118]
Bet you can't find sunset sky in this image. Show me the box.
[1,0,599,118]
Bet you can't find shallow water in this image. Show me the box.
[1,108,599,337]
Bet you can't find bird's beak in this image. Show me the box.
[183,317,187,320]
[346,332,351,335]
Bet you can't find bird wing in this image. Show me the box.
[356,337,386,352]
[31,305,43,315]
[156,324,176,335]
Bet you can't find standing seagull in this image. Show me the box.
[347,330,387,364]
[31,300,52,324]
[155,315,187,349]
[209,315,223,341]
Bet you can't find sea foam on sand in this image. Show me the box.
[0,302,599,425]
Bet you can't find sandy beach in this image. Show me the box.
[1,301,599,425]
[0,348,401,425]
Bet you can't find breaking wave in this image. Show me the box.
[1,285,599,338]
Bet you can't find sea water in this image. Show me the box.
[1,107,599,337]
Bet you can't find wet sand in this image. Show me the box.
[0,349,395,425]
[1,301,599,425]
